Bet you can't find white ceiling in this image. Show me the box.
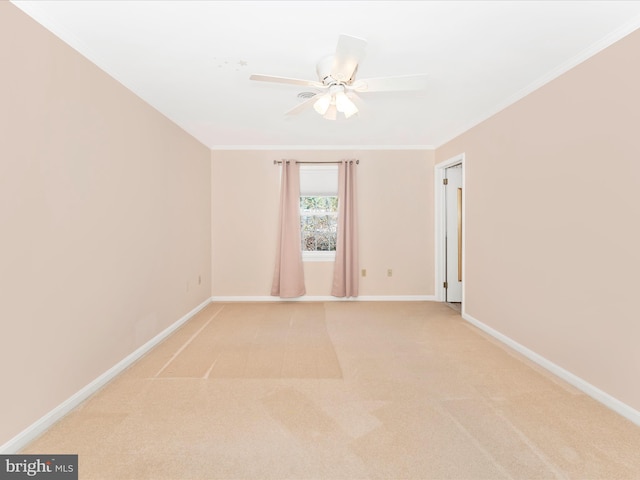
[11,1,640,149]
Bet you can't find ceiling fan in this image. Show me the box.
[249,34,429,120]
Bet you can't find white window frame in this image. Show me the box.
[299,165,338,262]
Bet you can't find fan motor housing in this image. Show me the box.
[317,55,355,86]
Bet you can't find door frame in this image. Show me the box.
[434,153,465,305]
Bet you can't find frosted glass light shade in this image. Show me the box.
[313,93,332,115]
[335,91,358,118]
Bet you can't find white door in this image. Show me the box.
[445,165,462,302]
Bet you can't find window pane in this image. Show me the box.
[302,231,316,251]
[300,197,312,210]
[301,216,314,233]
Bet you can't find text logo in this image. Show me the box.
[0,455,77,480]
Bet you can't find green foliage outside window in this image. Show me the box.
[300,196,338,251]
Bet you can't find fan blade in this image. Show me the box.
[331,34,367,83]
[284,94,319,116]
[351,74,429,93]
[250,74,324,88]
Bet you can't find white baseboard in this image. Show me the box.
[0,297,212,454]
[462,312,640,427]
[210,295,436,302]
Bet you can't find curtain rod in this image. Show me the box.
[273,160,359,165]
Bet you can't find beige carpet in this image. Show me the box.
[21,302,640,479]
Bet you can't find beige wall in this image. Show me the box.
[0,3,211,446]
[211,150,434,297]
[437,29,640,412]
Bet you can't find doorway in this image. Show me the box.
[435,154,464,308]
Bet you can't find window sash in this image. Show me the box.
[300,196,338,253]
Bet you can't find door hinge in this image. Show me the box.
[443,178,449,185]
[443,281,448,288]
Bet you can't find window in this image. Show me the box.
[301,195,338,252]
[299,166,338,261]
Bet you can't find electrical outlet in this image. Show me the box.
[387,269,393,277]
[361,269,367,277]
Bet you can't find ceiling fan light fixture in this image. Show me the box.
[249,34,430,121]
[323,104,337,120]
[335,91,358,118]
[313,92,332,115]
